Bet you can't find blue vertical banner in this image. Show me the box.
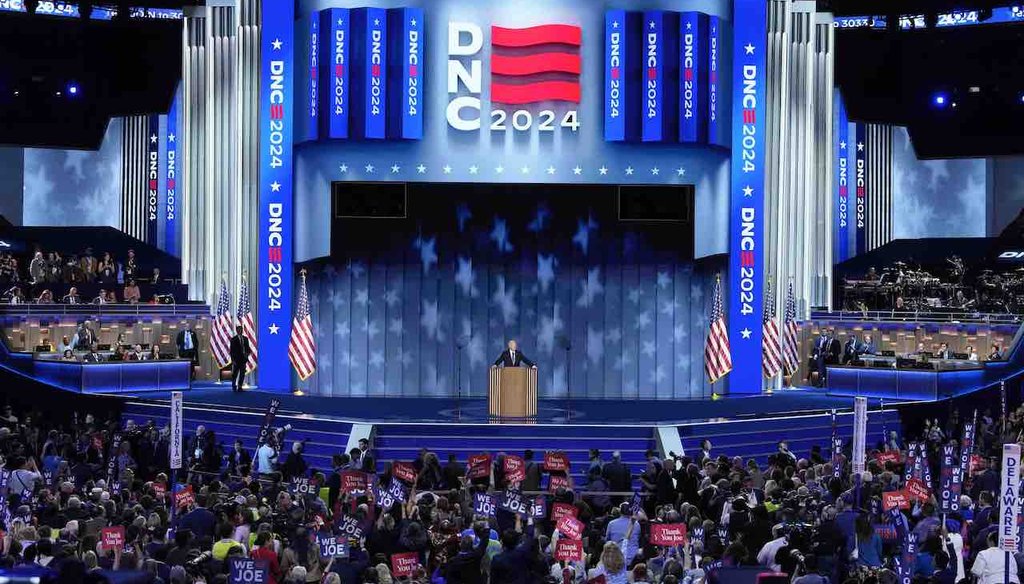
[603,10,639,142]
[164,89,179,256]
[641,11,677,142]
[834,93,849,263]
[387,7,424,140]
[707,16,724,147]
[854,122,867,255]
[258,0,295,391]
[305,15,319,142]
[727,0,766,394]
[319,8,350,140]
[351,8,387,139]
[679,12,708,143]
[146,114,160,246]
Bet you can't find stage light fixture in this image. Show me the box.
[933,93,947,106]
[68,83,79,96]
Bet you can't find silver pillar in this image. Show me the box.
[181,1,260,311]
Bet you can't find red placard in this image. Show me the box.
[875,452,901,465]
[552,502,578,523]
[468,454,492,479]
[544,452,570,472]
[882,490,911,510]
[174,485,194,509]
[152,483,166,497]
[101,526,125,548]
[390,551,420,578]
[905,478,931,502]
[554,538,584,561]
[393,462,417,484]
[549,475,571,492]
[650,523,688,546]
[504,455,526,483]
[340,470,368,493]
[556,515,585,540]
[971,454,985,474]
[587,576,607,584]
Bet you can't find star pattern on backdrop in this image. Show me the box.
[303,199,719,399]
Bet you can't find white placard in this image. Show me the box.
[852,397,867,474]
[170,391,183,470]
[1000,443,1022,552]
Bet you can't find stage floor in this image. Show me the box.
[122,385,905,425]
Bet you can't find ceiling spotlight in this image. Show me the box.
[55,91,62,97]
[68,84,79,96]
[934,93,947,106]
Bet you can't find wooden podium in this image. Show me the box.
[488,366,537,418]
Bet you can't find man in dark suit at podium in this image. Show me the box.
[493,339,536,368]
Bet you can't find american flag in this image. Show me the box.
[762,278,782,378]
[782,280,800,375]
[237,275,258,373]
[704,275,732,383]
[210,278,233,368]
[289,270,317,381]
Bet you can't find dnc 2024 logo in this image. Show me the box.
[446,22,581,134]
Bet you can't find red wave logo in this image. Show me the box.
[490,24,582,105]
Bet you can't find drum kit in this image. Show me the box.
[841,256,1024,313]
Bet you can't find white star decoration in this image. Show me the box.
[495,165,505,174]
[271,38,283,50]
[339,164,348,173]
[625,166,634,175]
[546,165,556,175]
[742,185,754,197]
[270,181,281,192]
[612,20,619,28]
[469,165,479,175]
[840,141,847,150]
[521,165,530,174]
[648,20,656,29]
[417,164,426,174]
[390,164,400,174]
[364,164,375,173]
[410,18,416,26]
[857,142,865,151]
[443,165,452,174]
[744,43,755,55]
[676,168,686,176]
[269,323,279,334]
[598,166,608,175]
[168,134,175,142]
[651,167,660,176]
[150,134,158,144]
[741,328,752,339]
[572,166,582,175]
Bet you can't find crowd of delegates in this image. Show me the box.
[0,247,167,304]
[0,401,1022,584]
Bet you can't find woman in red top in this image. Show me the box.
[250,532,283,584]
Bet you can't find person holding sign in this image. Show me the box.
[489,515,538,583]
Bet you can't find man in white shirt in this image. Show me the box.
[757,526,788,573]
[973,533,1020,584]
[9,456,42,494]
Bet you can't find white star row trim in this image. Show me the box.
[337,163,688,177]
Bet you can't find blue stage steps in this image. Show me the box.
[371,422,657,487]
[122,401,353,472]
[121,400,902,489]
[677,409,901,463]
